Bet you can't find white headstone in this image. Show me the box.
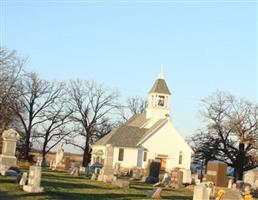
[79,166,86,174]
[0,129,20,175]
[180,168,192,184]
[54,145,64,169]
[228,178,233,189]
[244,168,258,187]
[98,144,115,183]
[23,166,43,193]
[193,185,209,200]
[19,172,28,186]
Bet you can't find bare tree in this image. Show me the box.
[119,95,147,121]
[0,48,24,132]
[14,73,63,160]
[33,88,74,163]
[191,91,258,180]
[67,80,119,167]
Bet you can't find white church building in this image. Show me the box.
[91,73,192,171]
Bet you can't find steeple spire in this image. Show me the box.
[146,67,171,120]
[158,64,165,79]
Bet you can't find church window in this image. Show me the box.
[179,151,183,164]
[158,95,165,107]
[143,151,147,162]
[118,148,124,161]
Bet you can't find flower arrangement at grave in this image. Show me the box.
[203,181,215,197]
[242,194,254,200]
[242,186,254,200]
[215,189,225,200]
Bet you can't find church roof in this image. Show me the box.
[93,113,167,148]
[149,78,171,95]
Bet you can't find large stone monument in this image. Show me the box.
[53,144,64,169]
[205,161,227,187]
[98,144,116,183]
[23,166,43,193]
[0,129,20,175]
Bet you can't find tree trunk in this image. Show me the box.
[82,134,91,167]
[24,133,31,161]
[234,143,245,180]
[41,142,47,167]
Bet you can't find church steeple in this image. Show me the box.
[146,69,171,120]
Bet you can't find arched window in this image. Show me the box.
[158,95,165,107]
[118,148,124,161]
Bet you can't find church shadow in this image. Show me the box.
[47,191,147,200]
[41,180,107,190]
[162,196,192,200]
[0,178,16,184]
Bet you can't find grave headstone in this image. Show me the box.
[0,129,20,175]
[54,145,64,169]
[146,160,160,184]
[228,177,234,189]
[244,168,258,188]
[161,172,171,185]
[94,167,101,174]
[193,185,209,200]
[23,166,43,193]
[180,168,192,184]
[64,157,71,170]
[114,162,121,175]
[70,167,79,176]
[79,166,86,175]
[97,144,115,183]
[19,172,28,186]
[170,168,183,188]
[36,157,43,167]
[49,160,54,169]
[222,190,242,200]
[205,161,227,187]
[132,167,142,179]
[113,179,130,188]
[91,173,97,180]
[5,169,18,176]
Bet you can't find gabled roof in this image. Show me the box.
[93,113,167,148]
[148,78,171,95]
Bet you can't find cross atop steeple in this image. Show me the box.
[158,64,165,79]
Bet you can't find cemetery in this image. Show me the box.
[0,38,257,199]
[0,67,258,200]
[0,127,258,199]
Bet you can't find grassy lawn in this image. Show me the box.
[0,169,193,200]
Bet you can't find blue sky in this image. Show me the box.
[1,1,257,147]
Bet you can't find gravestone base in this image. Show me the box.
[0,164,9,175]
[103,174,116,183]
[23,166,43,193]
[0,155,17,175]
[23,185,43,193]
[113,179,130,188]
[97,171,116,183]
